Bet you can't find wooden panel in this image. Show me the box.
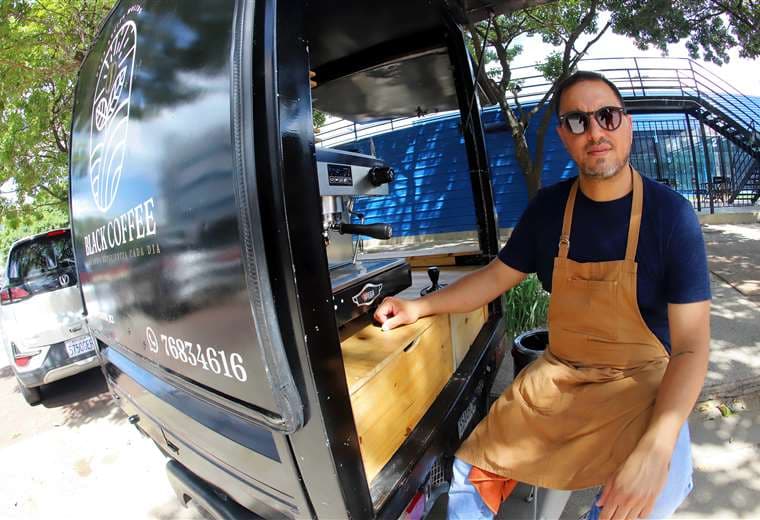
[450,306,487,367]
[408,254,459,267]
[342,314,453,482]
[340,316,438,394]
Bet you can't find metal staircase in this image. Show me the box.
[510,57,760,206]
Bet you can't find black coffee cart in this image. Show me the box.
[69,1,534,518]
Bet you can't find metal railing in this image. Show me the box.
[315,110,459,149]
[315,57,760,209]
[631,117,759,210]
[507,57,760,135]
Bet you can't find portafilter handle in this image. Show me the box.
[336,222,392,240]
[420,266,447,296]
[369,166,394,187]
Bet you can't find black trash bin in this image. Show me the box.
[511,327,548,379]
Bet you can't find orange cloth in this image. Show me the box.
[467,466,518,514]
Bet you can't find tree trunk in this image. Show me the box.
[498,97,538,200]
[525,163,542,199]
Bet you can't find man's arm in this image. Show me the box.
[598,300,711,520]
[374,259,528,330]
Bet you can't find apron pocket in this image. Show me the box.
[559,278,619,341]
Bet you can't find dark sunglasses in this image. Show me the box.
[559,106,627,135]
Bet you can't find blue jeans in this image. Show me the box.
[447,423,694,519]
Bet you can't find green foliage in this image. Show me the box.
[467,0,758,198]
[503,274,550,339]
[610,0,759,65]
[313,109,327,130]
[0,0,112,226]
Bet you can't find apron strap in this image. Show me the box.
[625,167,643,261]
[558,180,579,259]
[559,166,642,261]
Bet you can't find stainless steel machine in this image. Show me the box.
[316,148,411,327]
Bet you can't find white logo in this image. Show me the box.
[352,283,383,307]
[146,326,159,353]
[89,20,137,212]
[58,274,70,287]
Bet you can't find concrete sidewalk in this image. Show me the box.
[493,223,760,519]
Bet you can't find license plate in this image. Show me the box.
[65,336,96,357]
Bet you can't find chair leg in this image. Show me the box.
[536,488,572,520]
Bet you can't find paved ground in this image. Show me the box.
[0,365,199,519]
[704,224,760,303]
[0,223,757,519]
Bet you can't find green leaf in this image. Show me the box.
[717,403,734,417]
[0,0,113,225]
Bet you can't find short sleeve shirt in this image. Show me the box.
[498,175,711,352]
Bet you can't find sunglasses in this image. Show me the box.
[559,106,627,135]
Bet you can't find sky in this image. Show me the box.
[509,20,760,97]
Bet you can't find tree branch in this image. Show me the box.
[563,0,599,67]
[577,20,611,57]
[529,82,560,118]
[36,184,67,203]
[710,0,754,27]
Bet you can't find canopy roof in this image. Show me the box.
[307,0,550,122]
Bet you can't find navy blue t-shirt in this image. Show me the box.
[499,175,711,352]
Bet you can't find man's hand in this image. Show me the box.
[373,296,421,331]
[597,441,671,520]
[373,260,527,331]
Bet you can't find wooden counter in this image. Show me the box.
[340,269,486,482]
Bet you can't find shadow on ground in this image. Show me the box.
[704,224,760,302]
[678,394,760,518]
[0,365,15,381]
[40,368,126,427]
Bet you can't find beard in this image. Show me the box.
[579,140,630,180]
[580,156,628,179]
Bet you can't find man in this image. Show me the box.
[374,71,711,519]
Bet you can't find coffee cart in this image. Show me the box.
[68,1,532,517]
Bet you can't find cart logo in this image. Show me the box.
[352,283,383,307]
[58,274,70,287]
[146,326,159,353]
[88,20,138,212]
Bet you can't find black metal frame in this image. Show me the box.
[72,0,509,517]
[231,0,304,434]
[268,2,506,518]
[446,13,500,262]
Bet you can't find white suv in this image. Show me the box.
[0,229,97,404]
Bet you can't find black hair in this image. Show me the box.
[553,71,625,117]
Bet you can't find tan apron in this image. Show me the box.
[457,169,670,491]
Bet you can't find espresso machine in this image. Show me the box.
[316,148,411,327]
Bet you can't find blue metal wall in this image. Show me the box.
[342,96,760,237]
[344,106,573,236]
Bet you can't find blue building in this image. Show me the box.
[322,61,760,249]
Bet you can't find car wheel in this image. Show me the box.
[17,379,42,405]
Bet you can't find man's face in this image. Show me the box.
[556,80,633,180]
